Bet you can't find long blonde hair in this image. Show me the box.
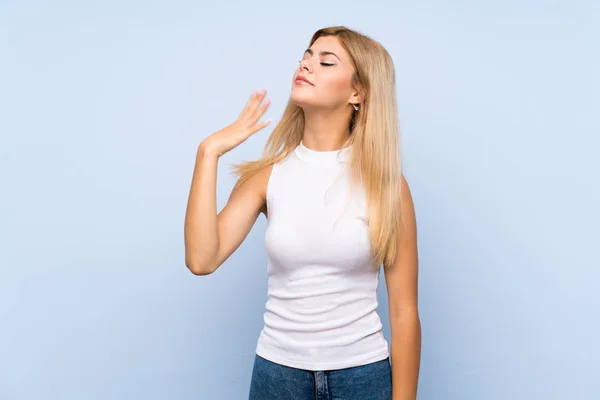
[232,26,402,268]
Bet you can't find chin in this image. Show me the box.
[290,90,319,109]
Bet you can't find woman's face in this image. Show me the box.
[290,36,360,110]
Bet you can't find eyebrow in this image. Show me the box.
[304,48,341,61]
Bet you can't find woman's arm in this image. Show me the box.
[184,90,271,275]
[384,175,422,400]
[184,145,271,275]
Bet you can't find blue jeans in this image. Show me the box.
[249,354,392,400]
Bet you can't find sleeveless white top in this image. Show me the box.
[254,140,389,371]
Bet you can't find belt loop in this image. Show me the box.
[314,370,330,400]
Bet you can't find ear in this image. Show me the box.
[348,86,365,107]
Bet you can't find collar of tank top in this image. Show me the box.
[294,140,352,166]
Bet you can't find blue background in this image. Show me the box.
[1,1,598,399]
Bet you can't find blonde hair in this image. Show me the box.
[232,26,402,268]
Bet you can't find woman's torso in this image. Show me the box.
[255,141,389,371]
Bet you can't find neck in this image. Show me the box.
[301,107,353,151]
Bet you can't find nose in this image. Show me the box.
[299,58,312,73]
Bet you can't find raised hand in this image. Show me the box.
[201,89,272,157]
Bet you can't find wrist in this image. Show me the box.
[198,139,222,159]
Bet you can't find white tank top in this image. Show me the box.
[254,140,390,371]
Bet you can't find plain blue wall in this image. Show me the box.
[1,1,598,399]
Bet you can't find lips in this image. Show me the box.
[295,75,313,86]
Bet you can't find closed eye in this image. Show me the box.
[320,62,335,67]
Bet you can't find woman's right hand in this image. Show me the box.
[200,89,272,157]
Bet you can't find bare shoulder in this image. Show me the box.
[400,175,414,204]
[230,163,274,216]
[399,174,416,226]
[236,163,273,197]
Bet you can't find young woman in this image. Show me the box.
[184,26,421,400]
